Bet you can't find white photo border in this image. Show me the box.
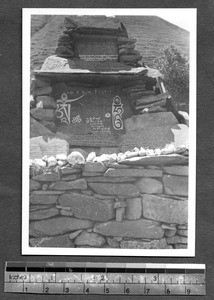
[22,8,197,256]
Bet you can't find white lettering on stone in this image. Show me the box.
[112,95,124,130]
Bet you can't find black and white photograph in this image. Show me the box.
[22,8,196,256]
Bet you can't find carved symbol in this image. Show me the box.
[112,95,124,130]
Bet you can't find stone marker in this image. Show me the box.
[30,217,93,237]
[163,166,188,176]
[30,207,59,220]
[118,154,188,166]
[74,231,106,247]
[142,194,188,224]
[104,168,162,177]
[30,134,69,160]
[88,182,140,197]
[49,179,87,190]
[125,198,142,220]
[135,178,163,194]
[120,238,172,249]
[59,192,115,221]
[93,219,164,239]
[124,112,178,132]
[30,234,73,247]
[163,175,188,196]
[30,194,59,205]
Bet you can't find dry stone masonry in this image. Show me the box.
[29,16,189,250]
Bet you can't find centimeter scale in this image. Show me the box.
[4,262,206,296]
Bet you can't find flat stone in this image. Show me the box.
[30,179,41,191]
[30,194,59,205]
[116,207,125,221]
[104,168,162,177]
[166,235,188,244]
[30,135,69,160]
[93,194,116,200]
[82,172,105,177]
[33,172,61,182]
[59,192,115,221]
[30,117,53,138]
[177,224,188,230]
[85,176,136,183]
[118,154,188,166]
[177,229,188,237]
[61,174,81,181]
[105,163,131,169]
[49,179,87,190]
[163,166,188,176]
[135,178,163,194]
[34,86,52,96]
[60,210,74,216]
[114,201,127,209]
[81,190,94,196]
[106,237,120,248]
[119,124,188,152]
[30,234,73,247]
[124,113,178,132]
[142,194,188,224]
[30,205,54,212]
[30,207,59,220]
[120,238,172,249]
[83,162,107,173]
[88,183,140,197]
[61,166,82,175]
[125,198,142,220]
[29,217,93,237]
[163,175,188,196]
[161,224,177,231]
[69,230,83,240]
[32,190,64,195]
[93,219,164,239]
[31,108,56,121]
[74,231,106,247]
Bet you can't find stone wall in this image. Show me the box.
[29,148,188,249]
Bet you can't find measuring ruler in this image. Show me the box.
[4,262,205,296]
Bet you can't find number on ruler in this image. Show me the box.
[166,288,170,294]
[125,287,130,294]
[146,288,150,294]
[45,287,49,293]
[65,287,69,294]
[105,287,110,294]
[186,288,191,294]
[25,287,28,293]
[85,287,90,293]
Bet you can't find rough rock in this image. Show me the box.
[30,135,69,160]
[30,179,41,191]
[124,113,178,132]
[30,207,59,220]
[36,95,57,109]
[93,219,164,239]
[59,192,115,221]
[83,162,107,173]
[30,217,93,237]
[142,194,188,224]
[60,210,74,216]
[163,166,188,176]
[42,183,49,190]
[81,190,94,196]
[163,175,188,196]
[82,172,105,177]
[93,194,115,200]
[104,168,162,177]
[30,234,73,247]
[120,238,173,249]
[88,183,140,197]
[33,172,60,182]
[116,207,125,221]
[61,174,81,181]
[118,154,188,166]
[135,178,163,194]
[177,224,188,230]
[69,230,83,240]
[67,151,85,165]
[30,194,59,205]
[40,120,56,131]
[31,108,56,121]
[30,117,53,138]
[84,176,136,183]
[34,86,52,96]
[49,179,87,190]
[106,237,120,248]
[114,201,127,209]
[32,190,64,195]
[174,244,187,249]
[164,229,177,237]
[74,231,106,247]
[166,235,188,244]
[177,229,188,237]
[125,198,142,220]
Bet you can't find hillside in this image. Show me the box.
[30,15,189,73]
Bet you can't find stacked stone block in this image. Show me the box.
[29,147,188,249]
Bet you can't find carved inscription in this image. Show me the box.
[112,95,124,130]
